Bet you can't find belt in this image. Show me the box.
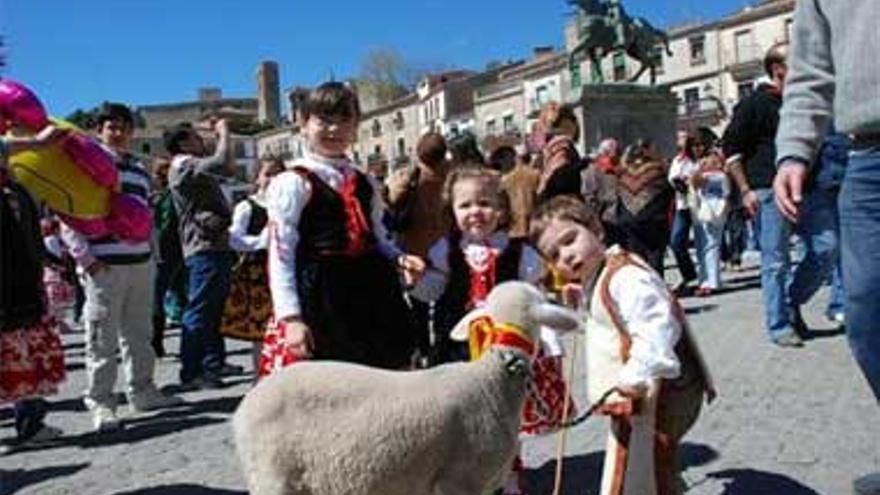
[850,132,880,150]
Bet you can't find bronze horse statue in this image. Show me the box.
[568,0,672,84]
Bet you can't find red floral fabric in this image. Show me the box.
[521,354,576,435]
[0,315,66,403]
[258,318,308,377]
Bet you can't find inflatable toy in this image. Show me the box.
[0,79,151,242]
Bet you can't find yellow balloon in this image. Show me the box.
[7,122,112,218]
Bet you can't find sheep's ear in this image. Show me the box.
[531,303,582,333]
[450,307,488,342]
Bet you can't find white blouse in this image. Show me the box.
[266,151,402,320]
[228,196,269,253]
[602,261,683,387]
[668,154,698,211]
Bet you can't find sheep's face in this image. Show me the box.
[451,282,582,348]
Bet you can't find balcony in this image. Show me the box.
[728,43,764,81]
[474,79,522,102]
[678,97,727,128]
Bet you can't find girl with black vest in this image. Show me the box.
[259,82,424,375]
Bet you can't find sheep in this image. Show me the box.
[232,281,581,495]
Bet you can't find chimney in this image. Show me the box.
[256,60,281,125]
[532,46,555,60]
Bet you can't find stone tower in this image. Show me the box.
[256,60,281,125]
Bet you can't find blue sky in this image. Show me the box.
[2,0,754,116]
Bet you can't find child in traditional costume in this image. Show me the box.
[259,82,424,375]
[0,129,66,451]
[41,216,75,333]
[529,195,716,495]
[411,166,572,495]
[223,158,285,374]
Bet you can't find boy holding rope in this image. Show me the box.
[530,195,716,495]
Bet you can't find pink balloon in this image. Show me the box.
[60,134,118,188]
[0,79,50,132]
[58,214,112,239]
[105,194,153,243]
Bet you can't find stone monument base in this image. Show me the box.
[568,84,678,158]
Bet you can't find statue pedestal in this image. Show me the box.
[569,84,678,157]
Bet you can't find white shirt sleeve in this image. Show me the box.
[229,200,268,252]
[266,172,311,320]
[608,265,682,387]
[60,222,96,270]
[410,237,450,302]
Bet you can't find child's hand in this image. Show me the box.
[561,283,584,310]
[34,125,67,145]
[279,316,313,359]
[398,254,426,287]
[214,118,229,137]
[616,382,648,400]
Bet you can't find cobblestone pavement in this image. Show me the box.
[2,261,878,495]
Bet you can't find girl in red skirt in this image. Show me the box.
[0,129,66,451]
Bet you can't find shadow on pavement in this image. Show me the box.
[684,304,719,315]
[0,463,90,495]
[113,484,246,495]
[706,468,822,494]
[525,442,719,494]
[803,326,846,341]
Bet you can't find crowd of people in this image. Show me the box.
[2,0,878,489]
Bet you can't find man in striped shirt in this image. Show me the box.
[62,103,181,433]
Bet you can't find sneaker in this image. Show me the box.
[827,311,845,326]
[91,404,122,432]
[854,472,880,495]
[128,387,184,412]
[773,332,804,348]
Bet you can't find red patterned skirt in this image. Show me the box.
[521,354,576,435]
[0,315,66,403]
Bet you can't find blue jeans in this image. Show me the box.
[180,251,234,382]
[839,147,880,399]
[753,188,795,339]
[670,209,697,283]
[695,219,724,289]
[13,398,48,440]
[789,186,839,307]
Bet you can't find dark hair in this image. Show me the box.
[528,195,602,246]
[163,122,195,155]
[447,131,485,166]
[302,82,361,123]
[696,126,719,151]
[152,157,172,189]
[417,132,447,167]
[763,41,788,78]
[255,157,286,184]
[95,102,135,130]
[488,145,517,174]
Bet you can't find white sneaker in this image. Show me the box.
[128,387,184,412]
[91,404,122,432]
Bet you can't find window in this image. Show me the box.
[613,52,627,81]
[486,118,497,136]
[234,141,247,158]
[536,85,549,106]
[734,29,753,63]
[371,119,382,138]
[655,45,665,74]
[689,35,706,65]
[394,111,404,130]
[684,87,700,114]
[737,81,755,99]
[374,144,382,155]
[503,114,515,133]
[784,18,794,41]
[141,142,151,155]
[397,138,406,157]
